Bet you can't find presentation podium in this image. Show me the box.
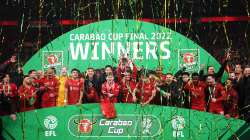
[1,103,249,140]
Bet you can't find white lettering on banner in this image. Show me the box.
[44,63,62,68]
[70,33,106,41]
[45,131,57,136]
[160,41,171,59]
[91,42,99,60]
[146,42,157,59]
[99,119,132,135]
[108,127,124,135]
[99,119,133,126]
[69,41,171,61]
[70,42,89,60]
[70,32,172,41]
[107,33,149,40]
[67,114,162,137]
[102,42,113,60]
[133,42,143,60]
[117,42,130,57]
[173,131,184,138]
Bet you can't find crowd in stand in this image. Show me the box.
[0,54,250,123]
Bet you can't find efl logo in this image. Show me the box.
[44,115,58,137]
[171,115,185,138]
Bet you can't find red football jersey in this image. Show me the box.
[207,83,226,114]
[224,88,239,118]
[0,83,17,97]
[0,83,17,115]
[65,79,83,105]
[18,85,37,112]
[101,82,119,103]
[86,86,100,103]
[40,77,59,108]
[120,80,138,103]
[138,81,156,104]
[185,81,206,111]
[116,63,137,81]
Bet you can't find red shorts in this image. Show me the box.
[42,97,57,108]
[191,106,205,111]
[209,104,224,115]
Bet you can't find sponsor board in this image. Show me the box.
[68,114,161,137]
[1,104,248,140]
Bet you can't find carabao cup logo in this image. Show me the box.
[183,52,194,64]
[47,54,58,65]
[44,115,58,130]
[78,119,93,133]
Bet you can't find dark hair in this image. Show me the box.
[87,67,94,70]
[105,65,113,69]
[95,69,101,73]
[235,63,242,67]
[28,69,36,75]
[244,65,250,69]
[147,70,156,75]
[191,72,199,77]
[207,66,214,71]
[125,69,132,74]
[182,72,190,76]
[1,73,11,80]
[138,68,146,77]
[50,67,56,74]
[71,68,80,73]
[23,75,29,79]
